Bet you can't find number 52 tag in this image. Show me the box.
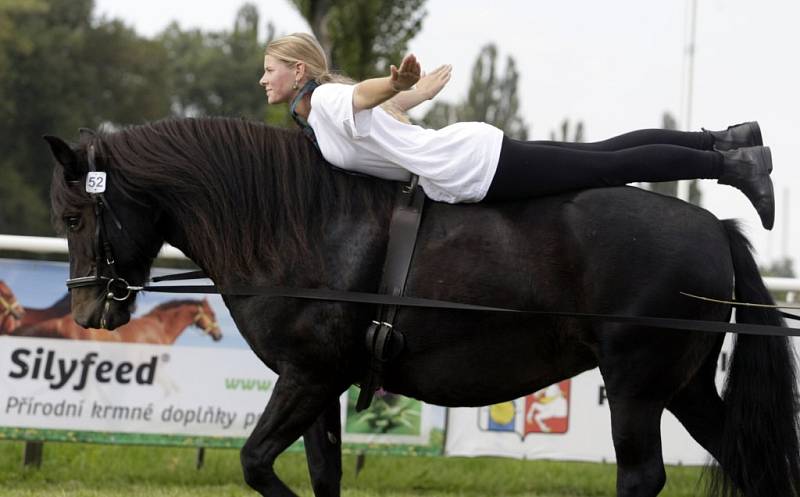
[85,171,107,193]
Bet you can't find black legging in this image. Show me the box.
[484,129,723,201]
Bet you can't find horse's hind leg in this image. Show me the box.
[607,395,667,497]
[666,337,724,463]
[600,326,685,496]
[241,373,343,497]
[303,398,342,497]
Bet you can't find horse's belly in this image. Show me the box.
[383,316,596,407]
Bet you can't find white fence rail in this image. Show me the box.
[0,234,187,260]
[1,235,798,299]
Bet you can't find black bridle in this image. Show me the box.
[64,145,136,326]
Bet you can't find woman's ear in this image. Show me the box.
[295,61,306,81]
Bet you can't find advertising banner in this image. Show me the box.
[447,334,799,465]
[9,255,790,464]
[447,368,711,465]
[1,336,273,442]
[0,258,444,454]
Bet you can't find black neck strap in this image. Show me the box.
[290,79,320,151]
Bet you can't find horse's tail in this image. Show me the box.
[711,219,800,497]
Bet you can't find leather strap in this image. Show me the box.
[356,178,425,410]
[380,176,424,296]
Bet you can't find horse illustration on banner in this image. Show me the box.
[0,281,221,344]
[0,281,24,334]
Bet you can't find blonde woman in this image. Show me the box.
[260,33,774,229]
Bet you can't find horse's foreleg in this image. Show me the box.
[241,374,342,497]
[608,397,667,497]
[303,398,342,497]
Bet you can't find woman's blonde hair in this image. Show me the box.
[265,33,409,123]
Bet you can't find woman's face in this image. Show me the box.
[259,55,297,105]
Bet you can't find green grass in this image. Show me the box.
[0,441,707,496]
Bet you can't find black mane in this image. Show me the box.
[52,117,393,278]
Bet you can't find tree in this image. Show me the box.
[761,257,796,302]
[0,0,172,235]
[421,43,529,140]
[550,119,584,142]
[646,112,702,205]
[0,0,47,97]
[287,0,333,62]
[290,0,426,80]
[159,4,278,121]
[762,258,795,278]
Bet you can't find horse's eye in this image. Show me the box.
[64,215,81,231]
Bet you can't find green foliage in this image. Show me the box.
[0,0,172,235]
[762,257,796,278]
[761,257,797,303]
[159,4,279,121]
[290,0,426,80]
[549,118,584,142]
[0,2,295,236]
[0,162,49,232]
[421,44,528,140]
[0,0,48,77]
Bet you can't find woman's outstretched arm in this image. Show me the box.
[352,54,421,112]
[391,64,452,111]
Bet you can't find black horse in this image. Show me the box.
[45,118,799,497]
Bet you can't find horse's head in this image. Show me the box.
[0,281,24,333]
[194,298,222,341]
[44,132,165,330]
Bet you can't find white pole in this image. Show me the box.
[2,235,798,294]
[685,0,698,132]
[677,0,699,202]
[0,234,187,260]
[782,188,790,260]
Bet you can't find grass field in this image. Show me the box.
[0,441,708,496]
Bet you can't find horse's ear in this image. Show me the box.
[78,128,96,146]
[43,135,84,181]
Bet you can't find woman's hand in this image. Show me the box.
[352,54,438,113]
[416,64,452,100]
[390,54,421,92]
[387,63,453,112]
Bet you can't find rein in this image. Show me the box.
[129,273,800,337]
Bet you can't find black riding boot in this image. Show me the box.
[717,145,774,229]
[705,121,763,151]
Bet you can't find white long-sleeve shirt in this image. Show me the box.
[307,83,504,203]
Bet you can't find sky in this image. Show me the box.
[94,0,800,267]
